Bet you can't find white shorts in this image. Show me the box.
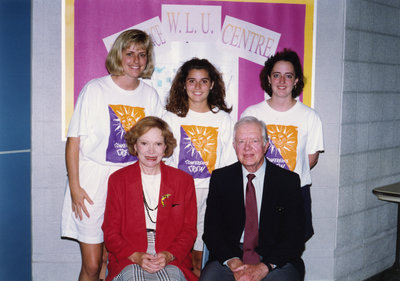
[61,159,123,244]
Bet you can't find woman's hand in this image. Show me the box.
[128,251,174,273]
[66,137,93,220]
[70,185,93,220]
[129,252,163,273]
[154,251,174,268]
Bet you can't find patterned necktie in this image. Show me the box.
[242,173,260,264]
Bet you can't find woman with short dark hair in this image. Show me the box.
[103,116,198,281]
[241,49,324,242]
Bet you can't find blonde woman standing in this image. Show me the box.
[61,30,163,281]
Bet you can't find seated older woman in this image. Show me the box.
[102,116,198,281]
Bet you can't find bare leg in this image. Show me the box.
[78,242,103,281]
[192,249,203,277]
[99,244,108,281]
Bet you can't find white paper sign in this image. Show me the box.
[162,5,221,42]
[219,16,281,65]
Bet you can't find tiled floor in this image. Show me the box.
[365,267,400,281]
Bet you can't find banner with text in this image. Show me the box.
[62,0,314,138]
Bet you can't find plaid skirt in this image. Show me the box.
[112,231,186,281]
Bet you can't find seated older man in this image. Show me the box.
[200,116,305,281]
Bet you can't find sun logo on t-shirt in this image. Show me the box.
[109,105,145,133]
[267,125,298,171]
[181,125,218,174]
[106,104,144,163]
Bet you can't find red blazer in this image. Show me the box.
[102,161,198,281]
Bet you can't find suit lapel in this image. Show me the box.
[231,162,246,232]
[259,161,273,230]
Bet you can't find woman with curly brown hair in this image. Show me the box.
[241,49,324,242]
[163,58,237,276]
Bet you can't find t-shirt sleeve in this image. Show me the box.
[67,83,92,138]
[161,112,178,168]
[148,87,165,118]
[306,111,324,154]
[240,107,251,119]
[219,114,237,166]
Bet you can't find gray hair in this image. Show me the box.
[233,116,269,145]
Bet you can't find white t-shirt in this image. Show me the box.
[61,75,163,243]
[163,109,237,189]
[241,100,324,186]
[68,75,164,166]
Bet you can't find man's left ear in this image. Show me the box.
[264,141,270,154]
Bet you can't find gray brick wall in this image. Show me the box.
[335,0,400,280]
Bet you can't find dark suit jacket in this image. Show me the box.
[203,160,305,274]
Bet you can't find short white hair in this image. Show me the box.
[233,116,269,145]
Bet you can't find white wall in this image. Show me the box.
[31,0,400,280]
